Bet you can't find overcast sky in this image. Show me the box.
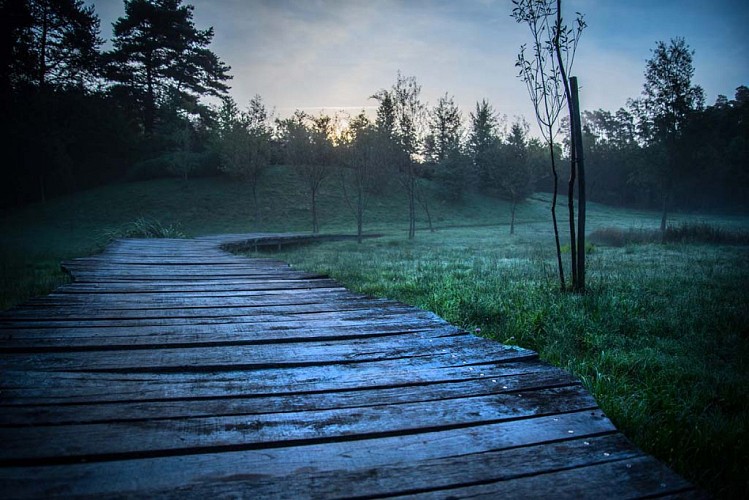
[91,0,749,135]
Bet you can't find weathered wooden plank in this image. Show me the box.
[0,367,578,425]
[18,289,362,312]
[0,410,617,498]
[4,298,399,320]
[0,358,545,405]
[22,288,363,307]
[63,272,323,282]
[62,266,302,276]
[390,455,694,499]
[63,255,290,265]
[133,434,647,499]
[66,259,284,265]
[0,300,420,328]
[0,385,598,464]
[63,257,283,265]
[27,286,348,304]
[49,278,342,293]
[63,257,300,268]
[0,316,452,351]
[0,331,532,372]
[0,307,444,336]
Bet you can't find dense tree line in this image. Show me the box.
[1,0,229,207]
[2,0,746,236]
[573,82,748,213]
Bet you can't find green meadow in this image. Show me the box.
[1,169,748,497]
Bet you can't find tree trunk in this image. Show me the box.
[311,187,319,234]
[510,198,516,235]
[407,173,416,239]
[251,182,260,228]
[144,56,155,135]
[570,76,586,292]
[356,187,364,244]
[567,136,577,289]
[660,192,668,233]
[554,3,577,291]
[418,188,434,233]
[39,3,48,87]
[547,134,566,291]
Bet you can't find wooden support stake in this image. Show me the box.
[570,76,586,292]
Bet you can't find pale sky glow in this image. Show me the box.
[91,0,749,136]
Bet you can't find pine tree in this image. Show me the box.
[107,0,231,134]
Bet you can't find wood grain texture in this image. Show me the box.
[0,234,697,498]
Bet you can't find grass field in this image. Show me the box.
[1,168,748,497]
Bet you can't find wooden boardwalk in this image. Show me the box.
[0,235,698,498]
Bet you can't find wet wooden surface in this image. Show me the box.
[0,235,699,498]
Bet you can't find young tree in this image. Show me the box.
[107,0,231,135]
[218,95,271,226]
[512,0,584,291]
[551,1,586,292]
[425,93,462,163]
[512,0,566,290]
[494,120,537,234]
[425,93,468,202]
[339,111,380,242]
[629,37,704,231]
[469,99,501,188]
[372,72,426,239]
[277,110,332,234]
[168,110,196,180]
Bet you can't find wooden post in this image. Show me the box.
[570,76,586,292]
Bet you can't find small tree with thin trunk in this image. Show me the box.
[339,111,379,243]
[469,99,501,189]
[492,120,536,235]
[372,72,426,239]
[277,110,332,234]
[512,0,584,291]
[425,93,463,164]
[218,95,271,227]
[426,93,467,202]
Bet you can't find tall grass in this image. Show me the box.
[100,216,186,242]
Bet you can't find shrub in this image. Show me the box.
[589,227,661,247]
[590,223,749,247]
[101,217,186,242]
[665,222,749,245]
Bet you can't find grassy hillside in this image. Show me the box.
[0,166,544,309]
[2,169,748,497]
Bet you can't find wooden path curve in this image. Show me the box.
[0,234,698,498]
